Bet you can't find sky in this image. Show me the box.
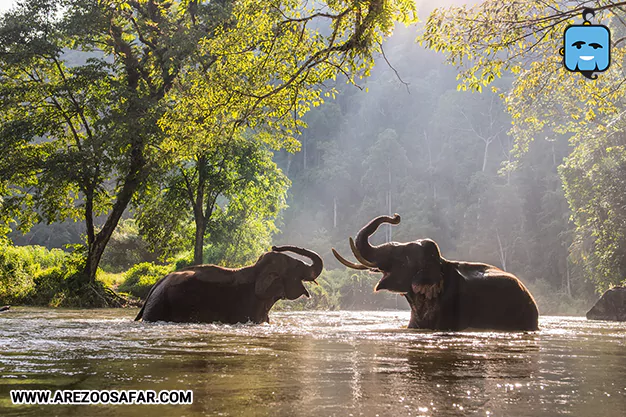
[0,0,16,13]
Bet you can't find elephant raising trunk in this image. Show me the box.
[332,214,401,272]
[354,213,401,266]
[333,214,539,331]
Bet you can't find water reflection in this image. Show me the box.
[0,309,625,416]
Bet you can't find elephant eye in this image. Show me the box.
[588,43,603,49]
[572,41,585,49]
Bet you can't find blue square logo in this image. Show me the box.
[563,25,610,73]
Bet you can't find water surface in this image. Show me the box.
[1,309,625,416]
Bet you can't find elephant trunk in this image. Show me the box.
[354,214,401,264]
[272,245,323,280]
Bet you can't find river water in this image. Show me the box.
[0,308,625,416]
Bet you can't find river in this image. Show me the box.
[0,309,625,416]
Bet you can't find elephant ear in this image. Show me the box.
[410,240,443,286]
[255,272,283,299]
[254,251,291,298]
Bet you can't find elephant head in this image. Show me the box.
[254,245,323,300]
[332,214,444,299]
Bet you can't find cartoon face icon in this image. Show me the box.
[563,25,610,73]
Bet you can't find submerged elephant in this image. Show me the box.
[135,245,323,324]
[0,305,9,312]
[333,214,539,331]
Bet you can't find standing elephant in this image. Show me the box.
[332,214,539,331]
[135,245,323,324]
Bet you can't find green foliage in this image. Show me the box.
[172,250,194,270]
[561,134,626,292]
[27,266,70,307]
[97,271,126,289]
[0,241,129,307]
[0,244,67,304]
[420,1,626,293]
[118,262,173,299]
[146,0,418,266]
[135,136,290,266]
[0,0,418,287]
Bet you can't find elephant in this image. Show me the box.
[332,214,539,331]
[586,286,626,321]
[0,305,9,312]
[135,245,323,324]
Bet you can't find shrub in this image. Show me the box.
[0,244,67,305]
[27,266,69,307]
[173,251,193,270]
[118,262,173,299]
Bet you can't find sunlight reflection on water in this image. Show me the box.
[0,308,625,417]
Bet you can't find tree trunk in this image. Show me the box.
[193,213,206,265]
[482,139,490,172]
[425,130,436,200]
[192,156,207,265]
[81,159,143,283]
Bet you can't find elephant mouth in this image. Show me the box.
[411,281,444,300]
[288,281,311,300]
[375,271,410,294]
[301,276,321,298]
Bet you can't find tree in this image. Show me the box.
[135,135,289,266]
[420,1,626,292]
[561,131,626,291]
[0,0,231,294]
[420,1,626,154]
[0,0,418,298]
[157,0,418,264]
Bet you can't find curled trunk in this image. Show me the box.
[354,214,401,264]
[272,245,323,279]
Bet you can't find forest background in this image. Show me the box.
[2,0,623,315]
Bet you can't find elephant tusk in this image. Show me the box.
[349,237,378,268]
[332,248,370,270]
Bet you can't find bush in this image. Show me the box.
[170,245,247,270]
[0,244,67,305]
[97,271,125,289]
[27,266,70,307]
[173,250,194,270]
[118,262,173,299]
